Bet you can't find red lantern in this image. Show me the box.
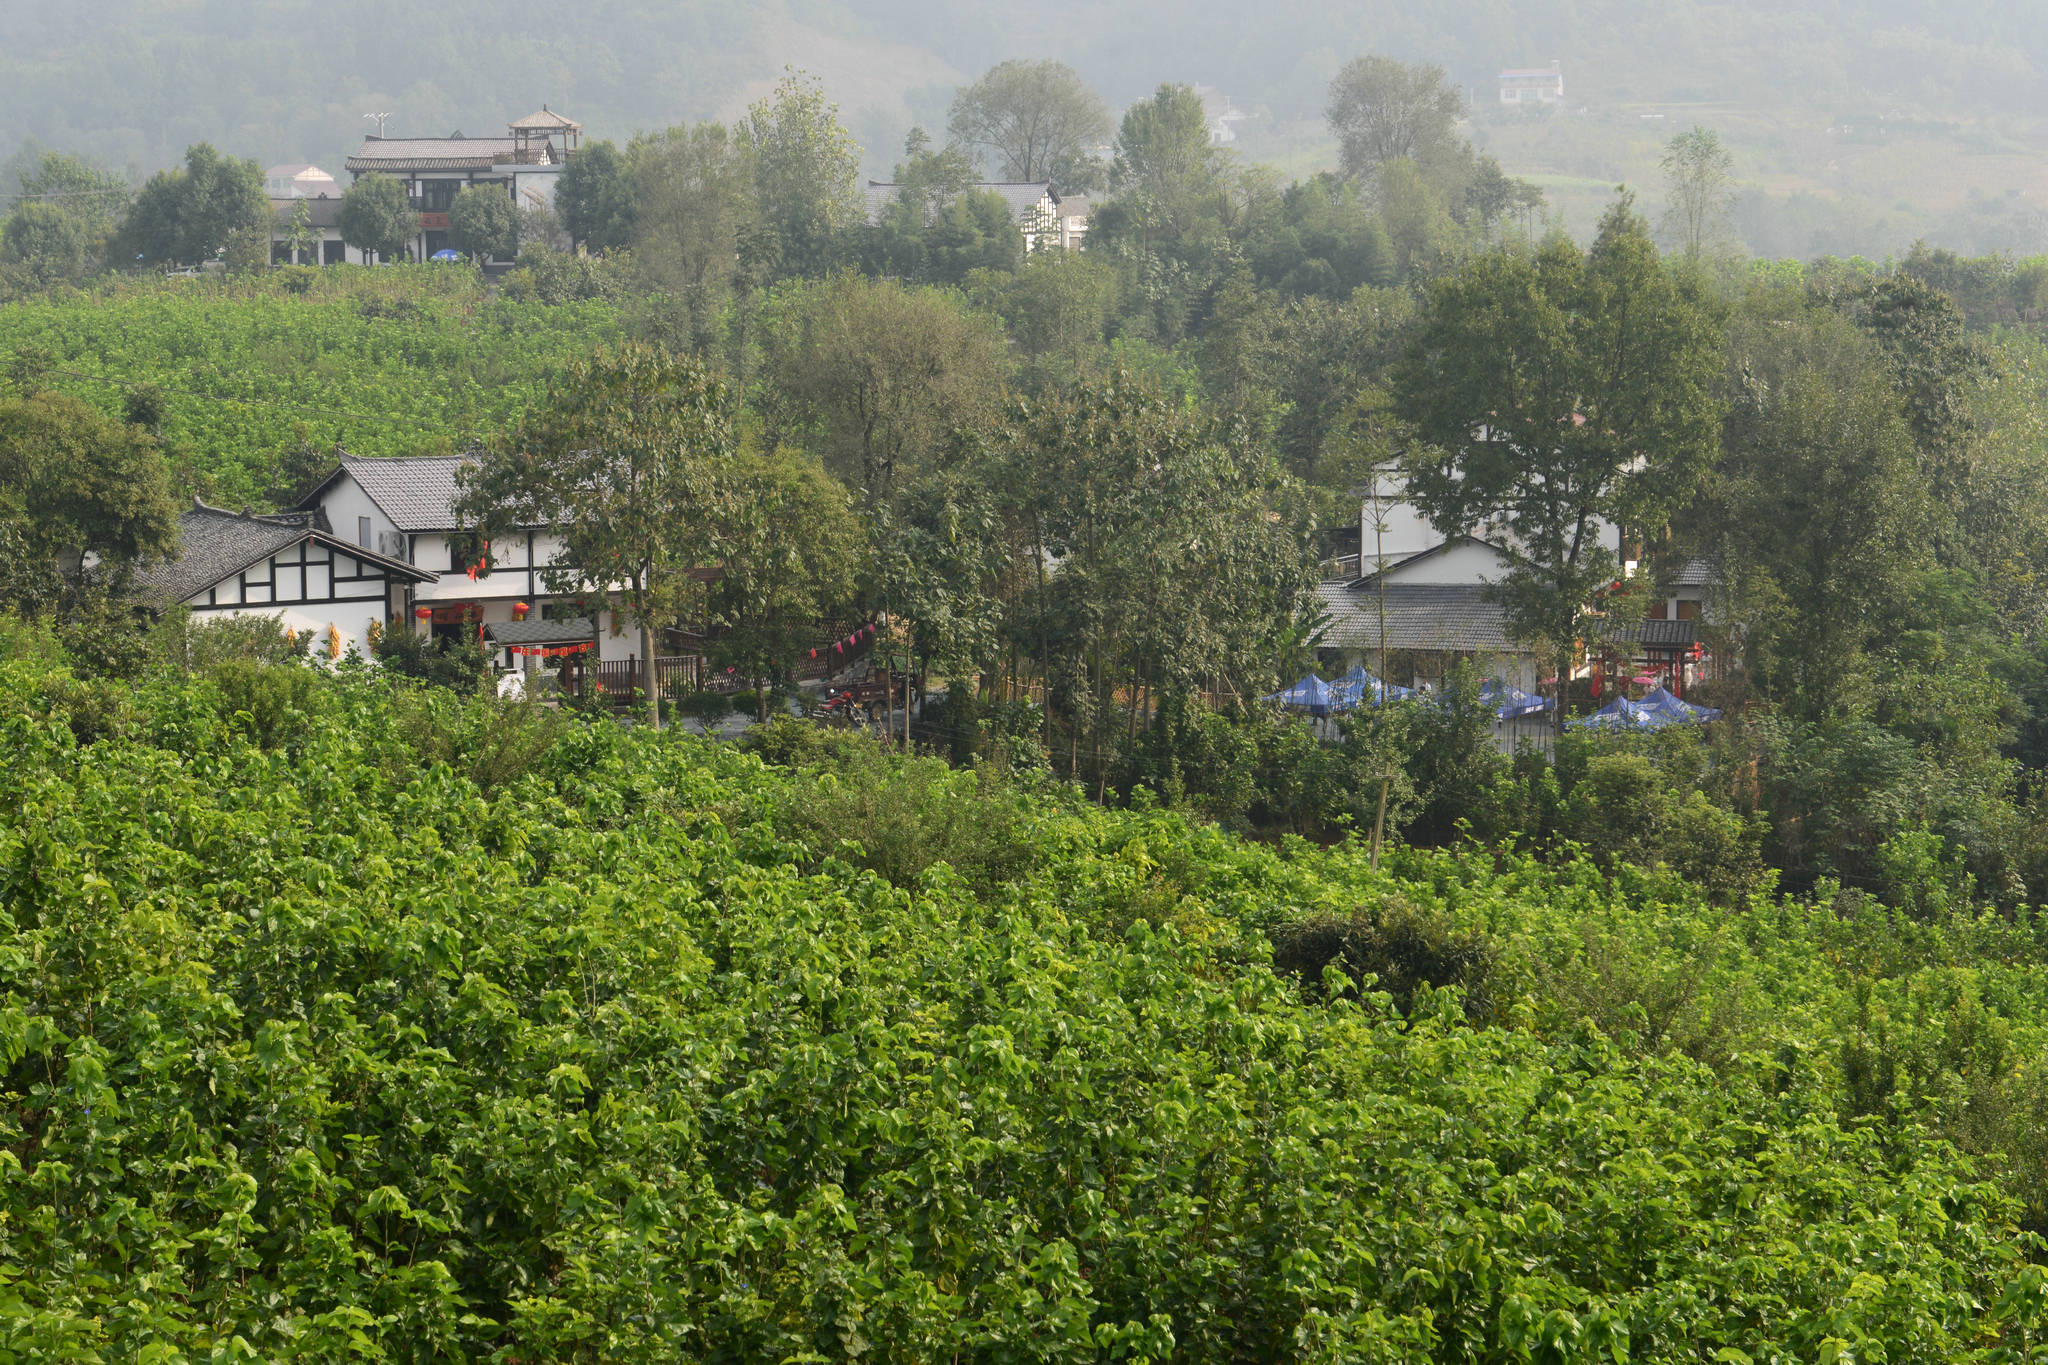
[513,601,531,620]
[413,606,432,620]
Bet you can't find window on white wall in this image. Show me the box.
[358,516,371,549]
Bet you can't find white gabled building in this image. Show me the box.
[1322,472,1718,696]
[134,499,437,660]
[293,452,646,668]
[141,452,690,676]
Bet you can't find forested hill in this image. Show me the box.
[6,0,2044,179]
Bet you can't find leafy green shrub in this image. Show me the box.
[204,656,321,749]
[386,687,566,796]
[1399,667,1512,842]
[159,608,312,671]
[4,662,2048,1360]
[740,712,866,767]
[34,670,132,744]
[1269,902,1497,1020]
[371,622,489,695]
[778,743,1039,889]
[673,686,740,725]
[1559,751,1770,901]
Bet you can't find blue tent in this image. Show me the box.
[1266,673,1336,716]
[1330,665,1413,709]
[429,249,462,262]
[1480,678,1552,721]
[1640,686,1720,724]
[1567,695,1660,732]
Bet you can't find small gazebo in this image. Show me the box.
[507,106,581,164]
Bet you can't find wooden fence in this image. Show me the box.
[544,655,702,704]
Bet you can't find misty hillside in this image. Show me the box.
[5,0,2047,254]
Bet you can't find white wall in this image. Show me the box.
[1380,539,1519,586]
[1357,473,1630,574]
[317,477,402,557]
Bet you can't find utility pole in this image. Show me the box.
[1366,466,1393,869]
[362,111,393,138]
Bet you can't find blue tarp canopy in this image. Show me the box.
[1266,672,1336,716]
[1568,688,1720,732]
[1567,695,1660,732]
[1480,678,1552,720]
[1640,686,1720,724]
[429,249,462,262]
[1330,665,1413,709]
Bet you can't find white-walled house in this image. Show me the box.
[134,500,437,659]
[1319,536,1547,691]
[294,452,646,669]
[1323,471,1719,695]
[342,108,580,262]
[269,195,374,266]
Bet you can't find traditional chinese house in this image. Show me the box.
[341,107,580,261]
[133,498,437,659]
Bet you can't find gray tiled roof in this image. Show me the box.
[334,453,475,531]
[1671,556,1717,589]
[345,137,522,173]
[486,617,598,645]
[1617,618,1700,647]
[134,503,319,604]
[1318,582,1526,654]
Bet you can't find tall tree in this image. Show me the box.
[743,71,862,280]
[456,345,736,728]
[555,139,637,252]
[1327,57,1465,181]
[281,197,319,265]
[965,249,1119,385]
[629,120,760,350]
[1659,126,1736,260]
[708,451,867,719]
[1701,291,1928,716]
[1112,83,1218,199]
[1,203,90,284]
[1394,198,1726,726]
[755,274,1008,507]
[337,172,415,264]
[994,368,1312,788]
[120,143,268,267]
[15,152,130,235]
[448,184,518,261]
[0,390,180,613]
[865,134,1023,287]
[948,59,1112,191]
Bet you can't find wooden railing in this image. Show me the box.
[549,655,702,704]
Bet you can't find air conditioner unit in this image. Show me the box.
[378,530,409,560]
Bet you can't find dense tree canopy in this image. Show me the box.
[1326,56,1465,181]
[554,138,637,253]
[1396,200,1727,714]
[336,172,415,263]
[116,142,267,267]
[457,344,737,725]
[947,59,1112,191]
[448,184,518,262]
